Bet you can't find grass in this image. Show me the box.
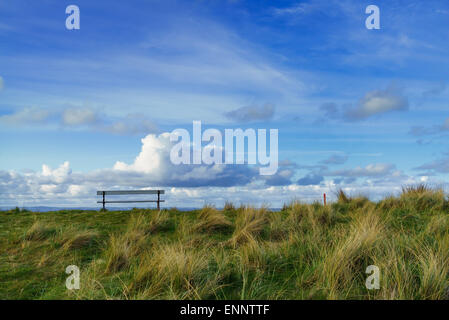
[194,205,232,234]
[1,186,449,300]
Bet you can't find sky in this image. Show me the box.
[1,0,449,208]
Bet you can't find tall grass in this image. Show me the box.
[319,207,384,298]
[61,229,99,250]
[24,221,57,241]
[228,207,269,247]
[127,210,172,235]
[194,205,232,233]
[130,241,223,299]
[3,187,449,300]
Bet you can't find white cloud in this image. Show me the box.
[329,163,395,178]
[0,106,51,125]
[62,108,97,126]
[41,161,72,184]
[68,184,88,196]
[0,155,435,208]
[60,107,158,135]
[0,11,310,126]
[0,134,434,208]
[0,168,431,208]
[344,85,409,120]
[111,132,259,187]
[0,131,294,207]
[114,133,171,175]
[0,106,157,135]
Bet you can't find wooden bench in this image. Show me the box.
[96,190,165,210]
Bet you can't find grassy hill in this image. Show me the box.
[1,186,449,300]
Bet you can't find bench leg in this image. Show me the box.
[102,191,106,210]
[157,191,160,210]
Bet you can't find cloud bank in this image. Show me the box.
[0,131,430,208]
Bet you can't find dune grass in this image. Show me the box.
[1,186,449,300]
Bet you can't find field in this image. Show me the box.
[1,186,449,300]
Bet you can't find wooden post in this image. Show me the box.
[157,190,160,210]
[102,191,106,210]
[323,193,326,206]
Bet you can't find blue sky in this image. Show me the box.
[1,0,449,207]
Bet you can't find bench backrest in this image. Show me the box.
[96,190,165,195]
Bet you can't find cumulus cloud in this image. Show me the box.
[0,131,432,208]
[344,85,408,121]
[224,103,275,122]
[109,133,256,187]
[0,131,300,208]
[0,162,75,204]
[0,142,403,207]
[111,132,290,187]
[0,155,433,208]
[0,169,327,208]
[114,134,171,175]
[41,161,72,184]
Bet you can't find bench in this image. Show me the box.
[96,190,165,210]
